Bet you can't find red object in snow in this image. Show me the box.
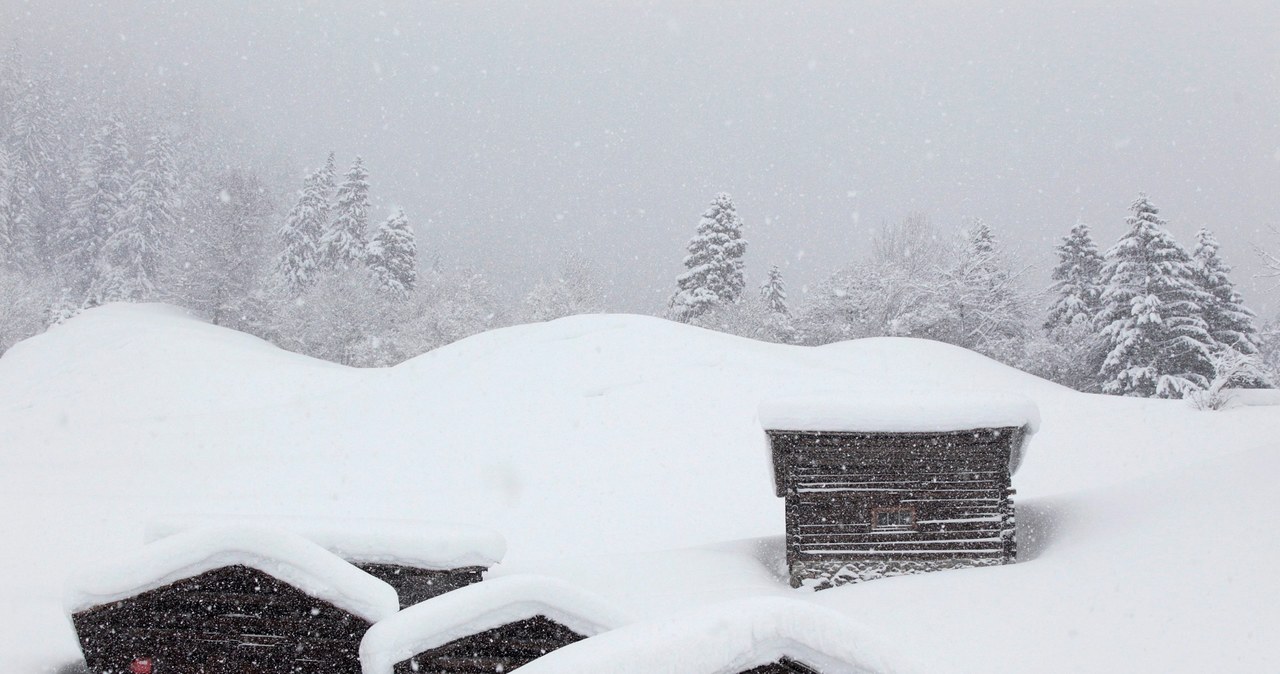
[129,657,153,674]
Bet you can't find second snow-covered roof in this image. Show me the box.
[359,574,627,674]
[516,597,926,674]
[65,526,400,623]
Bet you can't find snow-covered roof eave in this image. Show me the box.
[515,597,928,674]
[359,574,627,674]
[64,526,401,624]
[759,392,1041,492]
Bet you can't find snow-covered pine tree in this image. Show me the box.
[59,117,130,287]
[320,156,370,269]
[88,133,177,303]
[319,151,336,196]
[1191,228,1262,356]
[274,167,328,293]
[670,192,748,323]
[0,148,11,268]
[760,263,789,316]
[1044,221,1104,334]
[1097,194,1216,397]
[939,218,1028,357]
[365,208,417,295]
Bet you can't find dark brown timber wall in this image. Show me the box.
[354,564,486,608]
[769,427,1019,588]
[740,657,822,673]
[393,615,586,674]
[72,565,373,674]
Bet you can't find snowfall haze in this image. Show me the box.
[3,0,1277,312]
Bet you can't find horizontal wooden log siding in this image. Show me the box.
[72,565,372,674]
[394,615,586,674]
[769,428,1018,581]
[354,564,486,608]
[740,657,822,673]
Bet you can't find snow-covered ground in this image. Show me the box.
[1,303,1276,673]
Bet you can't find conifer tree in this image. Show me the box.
[366,208,417,295]
[60,117,130,286]
[1192,228,1262,356]
[670,192,748,323]
[760,263,789,316]
[274,167,328,293]
[1,154,40,273]
[88,133,177,303]
[320,156,370,268]
[1097,194,1216,397]
[0,148,12,268]
[1044,221,1104,334]
[941,218,1028,354]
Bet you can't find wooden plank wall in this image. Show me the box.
[393,615,585,674]
[72,565,372,674]
[740,657,823,673]
[354,564,486,608]
[770,428,1017,587]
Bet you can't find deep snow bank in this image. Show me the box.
[2,303,1277,673]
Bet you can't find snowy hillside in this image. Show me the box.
[2,303,1277,673]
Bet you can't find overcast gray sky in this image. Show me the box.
[5,0,1279,314]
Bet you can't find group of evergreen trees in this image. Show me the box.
[666,191,1273,397]
[274,153,417,296]
[1043,195,1264,396]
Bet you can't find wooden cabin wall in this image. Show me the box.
[72,565,372,674]
[354,564,486,608]
[770,428,1018,589]
[393,615,585,674]
[740,657,822,673]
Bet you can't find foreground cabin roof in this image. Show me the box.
[359,574,626,674]
[64,525,400,623]
[516,597,922,674]
[145,515,506,570]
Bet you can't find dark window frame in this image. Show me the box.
[870,505,917,531]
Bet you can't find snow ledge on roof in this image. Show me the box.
[516,597,928,674]
[144,515,506,570]
[64,526,400,624]
[359,574,627,674]
[758,391,1040,475]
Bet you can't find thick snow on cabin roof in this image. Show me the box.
[517,597,924,674]
[144,515,506,570]
[359,574,626,674]
[758,392,1040,477]
[64,526,400,624]
[757,392,1041,435]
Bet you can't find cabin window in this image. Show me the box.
[871,507,915,531]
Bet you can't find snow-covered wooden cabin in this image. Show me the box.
[66,526,400,674]
[359,574,625,674]
[145,516,507,608]
[516,597,904,674]
[759,394,1039,589]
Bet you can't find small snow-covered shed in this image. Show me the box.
[516,597,922,674]
[146,516,506,608]
[66,526,400,674]
[359,574,625,674]
[759,393,1039,589]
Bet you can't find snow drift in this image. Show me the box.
[1,303,1277,673]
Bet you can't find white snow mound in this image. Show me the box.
[359,574,626,674]
[517,597,925,674]
[64,526,400,624]
[145,515,506,569]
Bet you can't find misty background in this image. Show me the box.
[5,0,1277,313]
